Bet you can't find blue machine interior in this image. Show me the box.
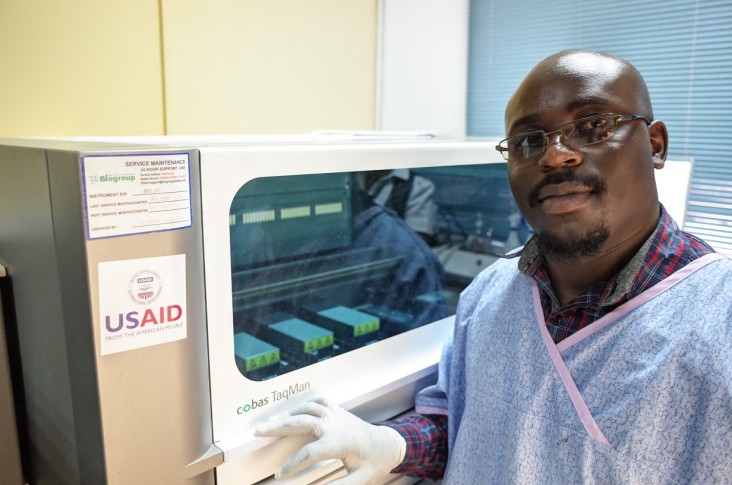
[228,163,521,380]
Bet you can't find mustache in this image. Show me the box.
[528,170,607,208]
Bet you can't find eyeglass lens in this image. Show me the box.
[503,114,618,161]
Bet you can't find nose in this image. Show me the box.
[538,132,582,170]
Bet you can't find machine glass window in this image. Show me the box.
[229,164,519,380]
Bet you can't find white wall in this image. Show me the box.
[0,0,165,137]
[0,0,378,137]
[161,0,378,135]
[377,0,470,138]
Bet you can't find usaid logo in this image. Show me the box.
[99,254,187,354]
[128,270,162,305]
[105,268,182,333]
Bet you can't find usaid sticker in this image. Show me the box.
[98,254,187,355]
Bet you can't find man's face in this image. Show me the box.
[504,53,662,263]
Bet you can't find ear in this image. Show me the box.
[648,120,668,169]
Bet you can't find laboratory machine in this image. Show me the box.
[0,135,514,485]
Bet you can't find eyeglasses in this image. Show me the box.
[495,113,651,163]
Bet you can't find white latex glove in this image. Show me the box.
[254,396,407,484]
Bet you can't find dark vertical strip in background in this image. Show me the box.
[0,271,32,483]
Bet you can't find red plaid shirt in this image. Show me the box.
[385,206,715,479]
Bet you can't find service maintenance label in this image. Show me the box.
[81,153,192,239]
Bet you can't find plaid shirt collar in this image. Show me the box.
[516,204,676,313]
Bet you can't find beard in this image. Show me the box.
[536,222,610,263]
[527,169,610,262]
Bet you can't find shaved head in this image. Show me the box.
[505,50,654,134]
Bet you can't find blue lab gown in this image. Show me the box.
[416,253,732,484]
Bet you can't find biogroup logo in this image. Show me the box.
[89,173,136,184]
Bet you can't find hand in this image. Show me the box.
[254,396,406,484]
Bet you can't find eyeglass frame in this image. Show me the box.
[495,113,651,162]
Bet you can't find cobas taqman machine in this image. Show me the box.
[0,135,512,485]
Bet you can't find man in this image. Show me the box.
[361,168,438,245]
[255,50,732,484]
[349,185,448,329]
